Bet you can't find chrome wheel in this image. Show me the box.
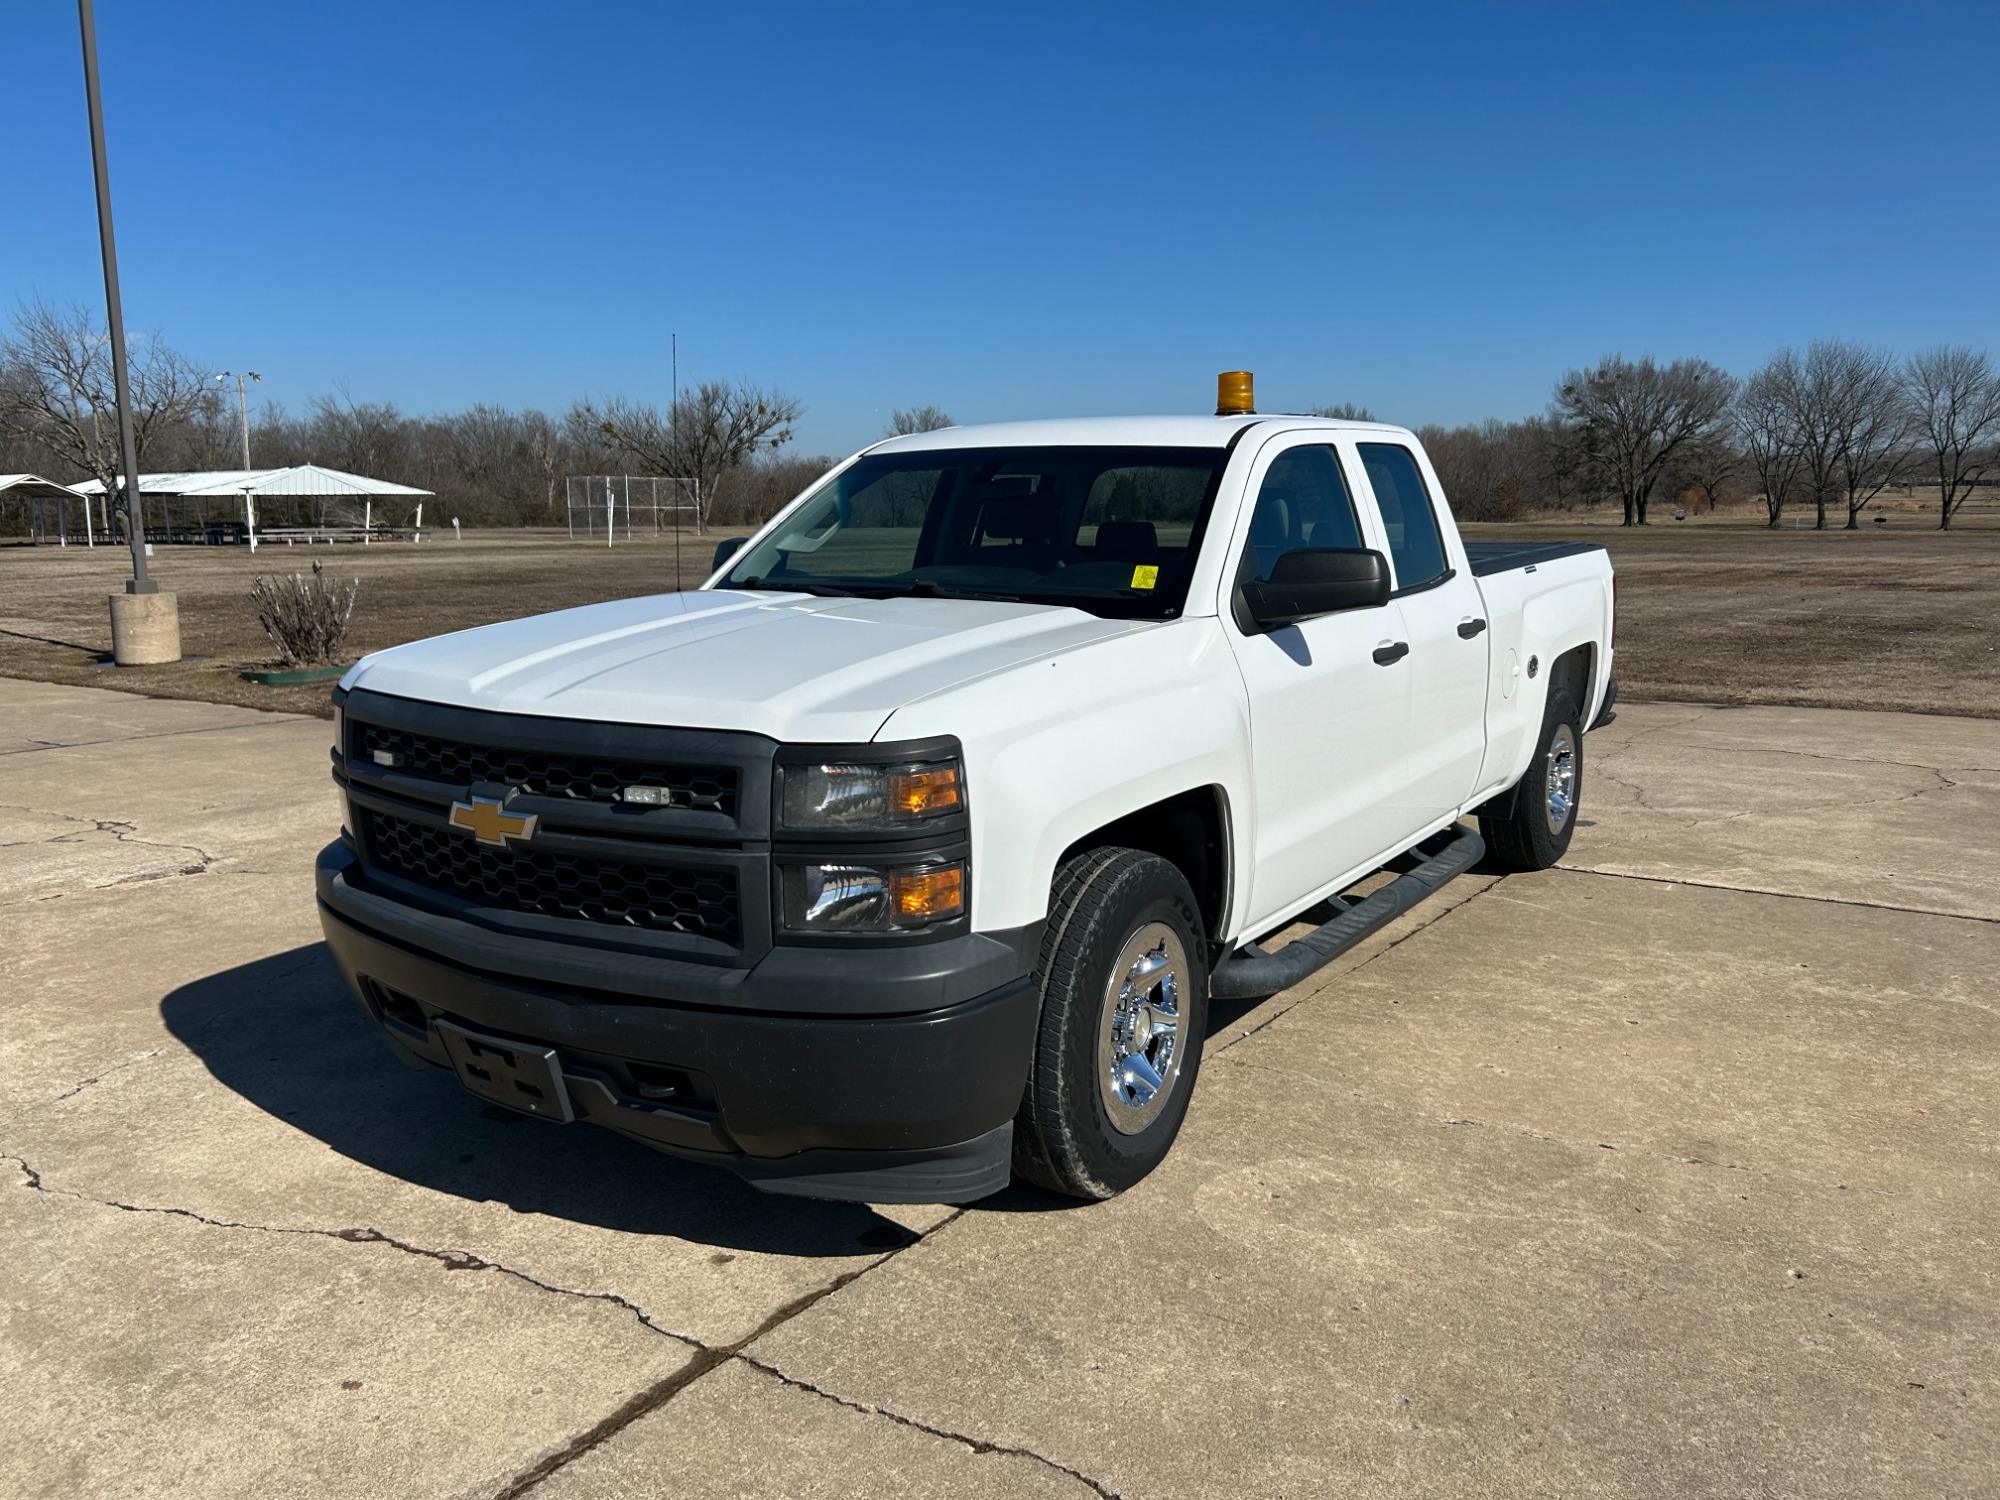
[1096,921,1189,1135]
[1544,724,1578,834]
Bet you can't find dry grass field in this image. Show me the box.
[0,529,747,718]
[3,509,1997,719]
[1464,516,2000,717]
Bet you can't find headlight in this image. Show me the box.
[780,758,963,830]
[782,860,965,933]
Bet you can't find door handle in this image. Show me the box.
[1372,641,1410,666]
[1457,617,1487,639]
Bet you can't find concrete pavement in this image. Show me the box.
[2,681,1994,1498]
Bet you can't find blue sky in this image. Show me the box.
[8,2,1997,455]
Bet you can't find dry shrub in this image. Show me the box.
[250,560,359,666]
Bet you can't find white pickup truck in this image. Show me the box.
[319,377,1616,1204]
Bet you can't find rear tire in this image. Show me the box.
[1013,848,1209,1200]
[1480,691,1583,872]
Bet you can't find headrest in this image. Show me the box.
[980,495,1063,543]
[1093,520,1158,560]
[1249,498,1290,547]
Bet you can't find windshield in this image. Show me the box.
[716,445,1232,620]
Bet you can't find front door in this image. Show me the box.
[1224,438,1415,931]
[1355,440,1490,827]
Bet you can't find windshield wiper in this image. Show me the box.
[732,577,865,598]
[868,581,1028,603]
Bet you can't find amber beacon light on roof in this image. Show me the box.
[1215,370,1255,415]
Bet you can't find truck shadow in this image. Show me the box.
[158,945,924,1256]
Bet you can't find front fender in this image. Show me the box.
[876,618,1252,933]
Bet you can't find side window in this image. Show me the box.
[1358,443,1448,589]
[1241,445,1363,583]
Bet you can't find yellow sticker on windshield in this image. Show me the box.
[1130,564,1159,590]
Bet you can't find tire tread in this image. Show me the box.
[1012,847,1206,1198]
[1479,690,1583,872]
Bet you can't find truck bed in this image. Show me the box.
[1462,539,1607,577]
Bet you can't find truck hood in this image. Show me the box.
[342,588,1151,741]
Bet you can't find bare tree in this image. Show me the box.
[1769,340,1907,530]
[886,405,953,436]
[521,409,567,519]
[1554,355,1738,525]
[1780,349,1838,530]
[439,403,517,494]
[1738,354,1808,528]
[1666,429,1744,515]
[1833,352,1914,529]
[1309,402,1376,420]
[0,298,217,524]
[1904,345,2000,531]
[1516,413,1595,510]
[1417,419,1529,521]
[309,384,406,474]
[576,380,802,534]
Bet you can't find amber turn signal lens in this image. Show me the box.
[889,765,962,817]
[1216,370,1255,415]
[889,864,964,922]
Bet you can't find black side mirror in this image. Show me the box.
[711,536,747,574]
[1240,548,1391,629]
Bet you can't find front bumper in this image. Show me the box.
[316,841,1038,1203]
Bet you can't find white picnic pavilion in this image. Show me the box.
[72,464,434,549]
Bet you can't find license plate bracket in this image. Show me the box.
[435,1020,575,1123]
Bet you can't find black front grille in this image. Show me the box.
[356,723,737,814]
[365,809,740,943]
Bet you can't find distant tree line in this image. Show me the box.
[6,297,1997,533]
[0,300,824,531]
[1407,343,2000,529]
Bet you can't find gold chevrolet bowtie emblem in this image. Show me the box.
[448,795,538,848]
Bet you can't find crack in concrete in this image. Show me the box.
[1551,863,2000,926]
[0,804,219,866]
[1589,729,1992,822]
[0,804,219,899]
[734,1352,1126,1498]
[0,716,305,756]
[6,1157,1028,1500]
[10,1151,1025,1495]
[1635,739,2000,777]
[1593,763,1666,814]
[47,1048,165,1104]
[3,1153,698,1347]
[488,1210,971,1499]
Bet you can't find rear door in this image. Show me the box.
[1224,436,1415,929]
[1354,440,1490,826]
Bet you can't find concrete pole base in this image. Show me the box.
[109,590,182,666]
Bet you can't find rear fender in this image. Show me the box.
[1475,570,1609,801]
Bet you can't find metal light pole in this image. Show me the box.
[79,0,180,662]
[217,370,261,468]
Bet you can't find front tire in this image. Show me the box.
[1013,848,1209,1200]
[1480,691,1583,871]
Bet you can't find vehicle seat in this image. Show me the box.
[974,494,1067,573]
[1247,493,1293,579]
[1304,508,1363,550]
[1092,519,1158,562]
